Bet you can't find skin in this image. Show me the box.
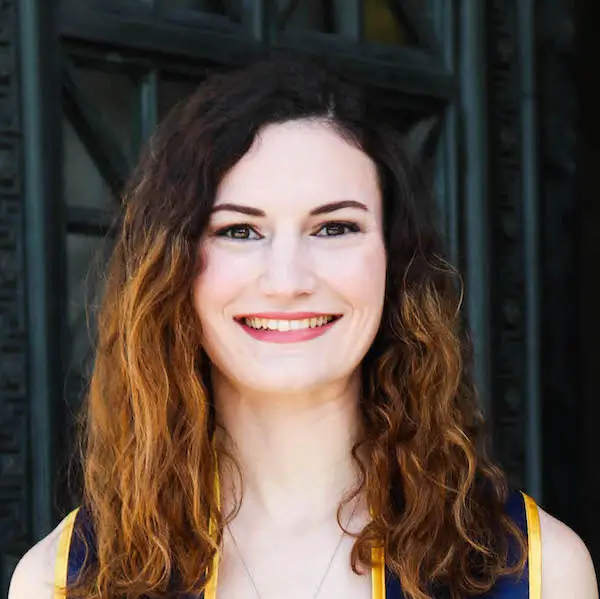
[8,121,598,599]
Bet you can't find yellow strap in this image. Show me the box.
[371,546,386,599]
[204,537,219,599]
[522,492,542,599]
[54,508,80,599]
[204,461,220,599]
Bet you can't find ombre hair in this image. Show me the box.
[69,57,525,599]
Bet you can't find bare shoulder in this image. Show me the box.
[8,510,77,599]
[539,506,598,599]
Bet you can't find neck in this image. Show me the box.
[213,372,363,527]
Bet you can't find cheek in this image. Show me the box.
[317,241,387,308]
[193,246,253,315]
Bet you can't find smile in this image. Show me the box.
[244,315,336,331]
[234,313,342,343]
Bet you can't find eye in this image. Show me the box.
[214,224,263,240]
[313,222,361,237]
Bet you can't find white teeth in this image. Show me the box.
[243,316,336,331]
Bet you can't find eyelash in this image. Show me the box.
[213,221,362,240]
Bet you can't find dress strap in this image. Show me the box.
[522,492,542,599]
[54,508,80,599]
[371,546,386,599]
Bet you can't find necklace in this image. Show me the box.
[224,496,361,599]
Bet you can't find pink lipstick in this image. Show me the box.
[235,313,341,344]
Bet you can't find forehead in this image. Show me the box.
[214,120,381,215]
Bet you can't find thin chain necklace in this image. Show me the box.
[224,495,361,599]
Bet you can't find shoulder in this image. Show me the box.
[538,506,598,599]
[8,510,79,599]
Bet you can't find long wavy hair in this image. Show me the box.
[67,57,525,599]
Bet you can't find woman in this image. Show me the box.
[9,58,597,599]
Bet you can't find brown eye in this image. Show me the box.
[216,225,262,240]
[314,222,361,237]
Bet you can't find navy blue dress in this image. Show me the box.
[56,491,541,598]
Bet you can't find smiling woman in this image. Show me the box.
[8,58,598,599]
[196,120,386,394]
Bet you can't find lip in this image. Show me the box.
[234,313,342,344]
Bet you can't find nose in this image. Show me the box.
[259,234,316,298]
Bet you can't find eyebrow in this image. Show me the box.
[211,200,369,217]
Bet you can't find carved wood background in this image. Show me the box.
[0,0,30,593]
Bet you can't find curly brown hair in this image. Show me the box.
[66,57,526,599]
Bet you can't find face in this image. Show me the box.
[193,120,387,396]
